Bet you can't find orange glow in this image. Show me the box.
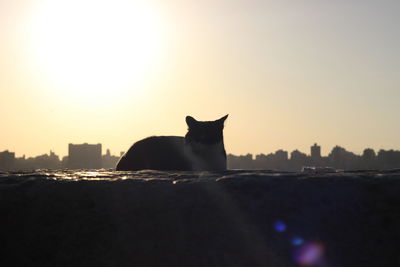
[27,0,168,100]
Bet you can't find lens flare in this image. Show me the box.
[291,236,304,246]
[293,242,325,266]
[274,220,287,232]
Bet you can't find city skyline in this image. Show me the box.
[3,138,400,159]
[2,142,400,172]
[1,141,398,159]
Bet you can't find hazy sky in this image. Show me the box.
[1,0,399,157]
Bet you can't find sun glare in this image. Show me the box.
[28,0,167,99]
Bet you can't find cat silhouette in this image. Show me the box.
[116,115,228,171]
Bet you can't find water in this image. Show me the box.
[1,168,399,183]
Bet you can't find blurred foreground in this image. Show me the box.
[1,170,400,266]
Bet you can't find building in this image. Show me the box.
[0,150,15,171]
[102,149,120,169]
[274,150,288,161]
[67,143,102,169]
[227,153,254,169]
[311,143,321,160]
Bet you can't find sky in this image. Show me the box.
[1,0,399,158]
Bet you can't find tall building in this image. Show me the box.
[102,149,120,169]
[68,143,102,169]
[0,150,15,171]
[274,150,288,161]
[311,143,321,160]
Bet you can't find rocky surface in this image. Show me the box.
[1,170,400,266]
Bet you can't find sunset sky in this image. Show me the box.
[1,0,399,158]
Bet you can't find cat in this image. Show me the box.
[116,115,228,171]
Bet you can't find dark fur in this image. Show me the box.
[116,115,228,171]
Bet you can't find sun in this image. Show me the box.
[28,0,167,99]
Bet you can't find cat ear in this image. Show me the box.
[217,114,229,124]
[186,116,197,127]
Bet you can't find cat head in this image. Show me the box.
[185,115,228,144]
